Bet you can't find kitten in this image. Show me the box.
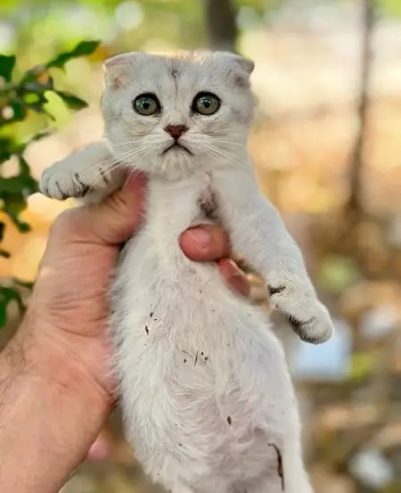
[40,51,333,493]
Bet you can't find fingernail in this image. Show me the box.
[228,265,244,280]
[186,228,210,250]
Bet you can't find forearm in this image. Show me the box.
[0,323,111,493]
[215,168,309,281]
[214,166,334,344]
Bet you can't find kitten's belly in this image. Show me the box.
[111,225,295,481]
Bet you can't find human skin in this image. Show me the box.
[0,173,249,493]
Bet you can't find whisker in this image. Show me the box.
[78,146,150,191]
[204,145,246,169]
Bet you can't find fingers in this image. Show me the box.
[179,225,230,261]
[92,172,148,244]
[180,225,250,297]
[217,258,251,297]
[50,176,251,297]
[60,173,148,245]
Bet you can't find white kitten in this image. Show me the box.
[40,51,333,493]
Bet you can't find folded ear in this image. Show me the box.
[214,52,255,87]
[103,52,137,89]
[230,53,255,75]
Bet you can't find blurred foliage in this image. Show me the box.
[319,255,360,295]
[0,0,278,63]
[0,39,99,326]
[349,350,380,382]
[379,0,401,16]
[0,1,400,492]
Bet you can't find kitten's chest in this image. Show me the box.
[146,173,218,232]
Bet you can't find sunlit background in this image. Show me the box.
[0,1,400,492]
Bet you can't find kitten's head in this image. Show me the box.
[102,51,255,179]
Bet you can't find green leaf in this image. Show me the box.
[18,76,52,116]
[0,42,97,244]
[0,192,31,232]
[0,137,15,163]
[46,40,100,69]
[0,139,25,162]
[11,99,27,119]
[0,285,25,328]
[20,69,54,92]
[55,90,88,110]
[0,54,16,82]
[0,98,29,127]
[23,92,42,104]
[16,222,30,233]
[0,300,6,327]
[0,172,37,232]
[0,175,37,194]
[18,155,31,176]
[0,134,51,166]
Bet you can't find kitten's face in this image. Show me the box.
[102,52,254,178]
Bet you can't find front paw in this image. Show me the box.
[268,282,333,344]
[40,164,90,200]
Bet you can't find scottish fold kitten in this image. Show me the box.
[40,51,333,493]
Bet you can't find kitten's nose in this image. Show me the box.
[164,124,188,140]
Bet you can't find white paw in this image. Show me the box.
[40,162,90,200]
[268,278,334,344]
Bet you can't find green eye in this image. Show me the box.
[192,92,220,115]
[133,93,161,116]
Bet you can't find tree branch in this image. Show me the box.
[347,0,375,212]
[202,0,238,52]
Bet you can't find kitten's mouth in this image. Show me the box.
[161,142,193,156]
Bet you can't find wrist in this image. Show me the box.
[0,321,112,493]
[21,319,115,408]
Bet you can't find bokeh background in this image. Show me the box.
[1,0,401,492]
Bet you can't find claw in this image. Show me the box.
[74,173,90,196]
[283,312,328,344]
[55,181,68,200]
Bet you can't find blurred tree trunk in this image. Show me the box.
[347,0,375,213]
[202,0,238,52]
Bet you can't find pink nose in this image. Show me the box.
[164,124,188,140]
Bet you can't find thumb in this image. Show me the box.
[75,172,148,245]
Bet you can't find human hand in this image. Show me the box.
[1,172,249,492]
[25,173,248,397]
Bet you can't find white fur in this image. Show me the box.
[40,51,333,493]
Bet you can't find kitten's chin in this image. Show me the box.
[155,153,199,181]
[161,143,193,156]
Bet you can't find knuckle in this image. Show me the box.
[105,190,131,217]
[210,227,229,252]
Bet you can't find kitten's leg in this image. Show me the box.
[239,474,312,493]
[281,447,314,493]
[213,166,333,344]
[271,436,314,493]
[169,486,195,493]
[40,140,124,202]
[233,442,314,493]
